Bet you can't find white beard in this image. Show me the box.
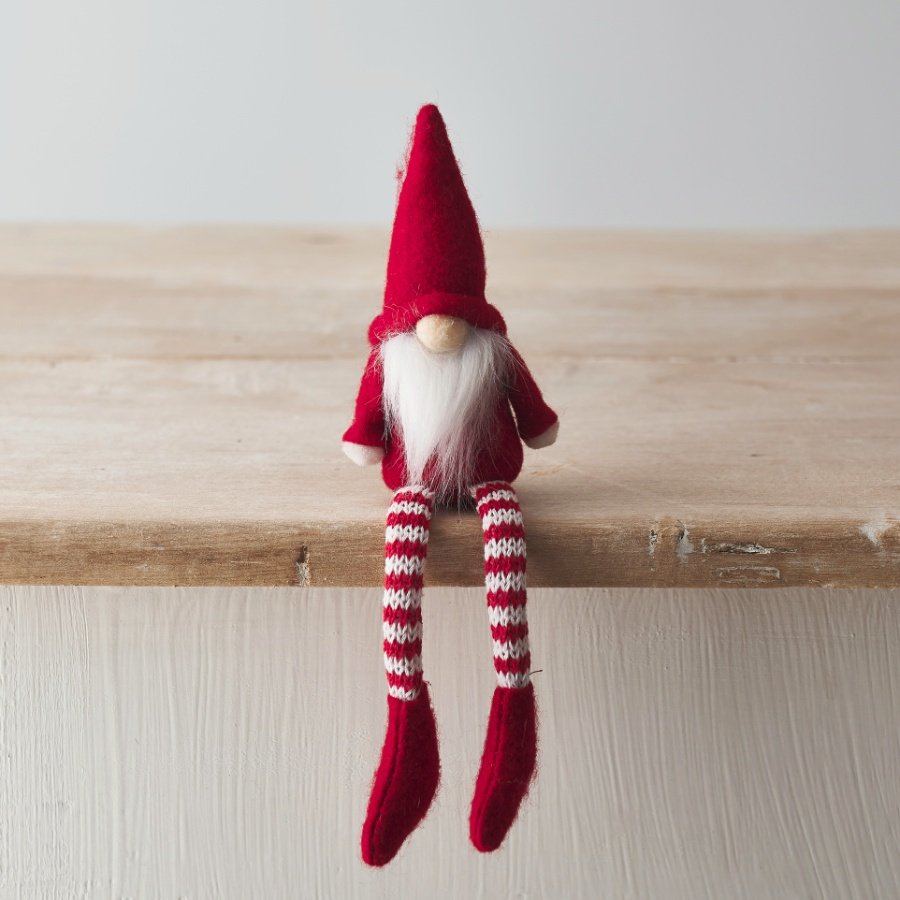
[381,328,512,500]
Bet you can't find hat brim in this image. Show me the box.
[368,292,507,345]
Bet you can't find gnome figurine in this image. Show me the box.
[343,104,559,866]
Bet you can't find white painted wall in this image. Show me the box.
[1,1,899,228]
[2,586,899,898]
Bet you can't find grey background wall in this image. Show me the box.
[2,0,899,228]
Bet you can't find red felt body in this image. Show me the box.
[361,684,441,867]
[342,345,557,496]
[470,683,538,853]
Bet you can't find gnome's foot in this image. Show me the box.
[470,683,537,853]
[361,684,440,866]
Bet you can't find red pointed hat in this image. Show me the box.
[367,104,506,345]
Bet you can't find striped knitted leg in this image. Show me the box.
[361,486,440,867]
[382,486,433,700]
[475,481,531,687]
[469,480,538,853]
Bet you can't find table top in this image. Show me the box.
[2,225,899,586]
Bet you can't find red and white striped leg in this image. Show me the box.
[474,481,531,687]
[361,486,440,867]
[382,486,433,699]
[469,481,538,853]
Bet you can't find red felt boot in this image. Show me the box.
[361,683,440,866]
[469,683,537,853]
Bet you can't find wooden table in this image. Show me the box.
[2,226,898,588]
[3,227,900,898]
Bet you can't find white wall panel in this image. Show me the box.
[1,587,899,898]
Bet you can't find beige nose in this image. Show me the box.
[415,314,469,353]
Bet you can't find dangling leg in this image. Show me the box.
[469,481,538,853]
[361,485,440,866]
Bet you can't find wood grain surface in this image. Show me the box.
[1,226,899,586]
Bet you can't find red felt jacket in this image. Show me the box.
[343,344,558,494]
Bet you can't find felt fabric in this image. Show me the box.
[343,102,558,498]
[367,104,506,346]
[342,345,558,500]
[470,683,538,853]
[469,481,537,851]
[361,486,437,866]
[343,347,385,450]
[361,683,441,867]
[349,104,552,865]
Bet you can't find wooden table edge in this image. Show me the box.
[1,515,897,588]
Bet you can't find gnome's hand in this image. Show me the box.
[343,441,385,466]
[523,420,559,450]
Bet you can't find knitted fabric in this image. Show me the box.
[469,481,537,852]
[367,104,506,346]
[383,486,434,700]
[473,481,531,687]
[351,103,554,864]
[362,481,539,863]
[361,486,440,867]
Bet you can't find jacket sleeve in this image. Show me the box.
[506,346,558,442]
[342,347,386,448]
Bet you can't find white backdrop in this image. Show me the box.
[1,0,899,228]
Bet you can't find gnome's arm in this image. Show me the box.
[342,348,386,465]
[508,346,559,449]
